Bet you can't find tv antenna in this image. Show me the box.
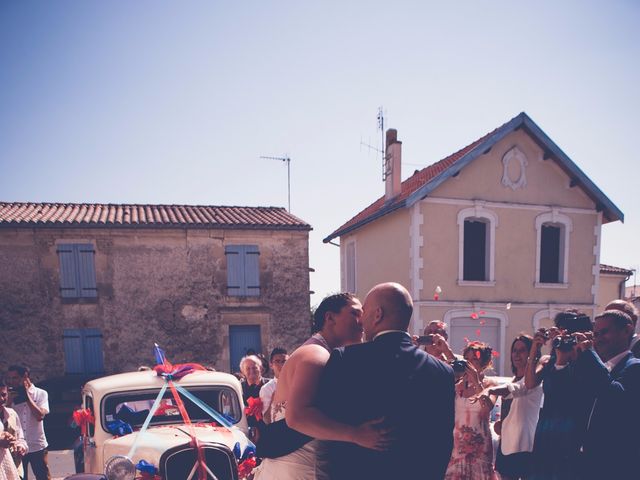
[260,155,291,212]
[359,106,388,181]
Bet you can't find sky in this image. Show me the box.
[1,1,639,307]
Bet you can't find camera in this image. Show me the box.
[417,335,435,346]
[451,359,468,373]
[552,335,577,352]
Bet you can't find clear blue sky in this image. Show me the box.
[1,0,638,306]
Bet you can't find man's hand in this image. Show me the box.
[573,332,593,354]
[351,417,393,451]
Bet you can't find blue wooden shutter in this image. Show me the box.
[63,329,84,373]
[244,245,260,296]
[58,245,80,297]
[226,245,244,295]
[83,328,104,373]
[77,244,98,297]
[63,328,104,374]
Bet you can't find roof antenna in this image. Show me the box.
[360,106,389,181]
[260,155,291,212]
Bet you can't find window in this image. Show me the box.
[57,243,97,298]
[535,211,571,286]
[63,328,104,374]
[540,224,562,283]
[463,219,488,281]
[345,241,356,293]
[457,206,498,285]
[225,245,260,296]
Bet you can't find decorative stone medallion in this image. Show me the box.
[501,146,528,190]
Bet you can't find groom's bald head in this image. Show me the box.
[361,282,413,340]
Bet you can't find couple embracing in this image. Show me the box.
[254,282,455,480]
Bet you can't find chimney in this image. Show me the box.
[385,128,402,201]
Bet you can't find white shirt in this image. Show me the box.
[259,378,278,415]
[604,350,631,372]
[500,377,544,455]
[10,385,49,452]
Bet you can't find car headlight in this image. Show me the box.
[105,455,136,480]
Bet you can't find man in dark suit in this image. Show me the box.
[317,282,455,480]
[574,309,640,480]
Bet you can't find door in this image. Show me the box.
[449,317,501,375]
[229,325,262,373]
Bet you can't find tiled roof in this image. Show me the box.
[324,124,500,242]
[0,203,311,230]
[600,264,633,276]
[324,112,624,242]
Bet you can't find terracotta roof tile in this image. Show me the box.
[0,203,311,230]
[600,264,633,275]
[325,126,498,240]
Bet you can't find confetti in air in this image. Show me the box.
[479,320,486,326]
[478,310,486,315]
[433,285,442,301]
[464,337,470,344]
[492,351,500,357]
[506,303,512,310]
[475,329,481,337]
[470,312,479,320]
[475,350,481,359]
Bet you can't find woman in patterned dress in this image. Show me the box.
[445,341,499,480]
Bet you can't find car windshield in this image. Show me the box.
[102,386,241,432]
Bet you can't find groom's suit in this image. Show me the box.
[317,331,455,480]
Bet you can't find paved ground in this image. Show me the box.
[42,449,75,480]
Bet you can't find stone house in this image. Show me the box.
[324,112,625,374]
[0,203,312,379]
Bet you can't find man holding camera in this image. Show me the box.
[5,365,50,480]
[574,309,640,480]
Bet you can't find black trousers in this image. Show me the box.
[23,448,51,480]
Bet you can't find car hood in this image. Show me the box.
[103,424,251,469]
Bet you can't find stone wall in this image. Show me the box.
[0,226,311,381]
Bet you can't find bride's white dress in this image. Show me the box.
[253,401,328,480]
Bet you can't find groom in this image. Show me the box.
[316,282,455,480]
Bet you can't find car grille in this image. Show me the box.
[161,443,238,480]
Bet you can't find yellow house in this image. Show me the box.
[324,112,625,374]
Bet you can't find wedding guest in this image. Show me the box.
[605,299,640,357]
[445,341,498,480]
[489,334,543,480]
[525,310,594,480]
[239,355,268,406]
[5,365,50,480]
[0,379,27,479]
[573,309,640,479]
[259,347,288,424]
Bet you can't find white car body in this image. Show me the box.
[75,370,250,479]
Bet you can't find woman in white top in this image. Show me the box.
[489,334,543,480]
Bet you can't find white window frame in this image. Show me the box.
[535,210,572,288]
[457,205,498,286]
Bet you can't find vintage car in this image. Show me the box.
[65,369,253,480]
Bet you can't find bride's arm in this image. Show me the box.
[286,348,390,451]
